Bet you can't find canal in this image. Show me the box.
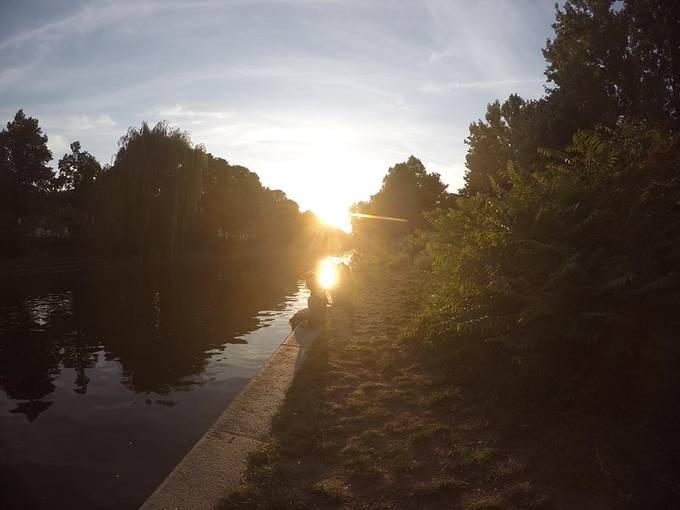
[0,257,309,508]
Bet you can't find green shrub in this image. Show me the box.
[417,125,680,407]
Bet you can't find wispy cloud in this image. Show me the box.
[0,65,31,89]
[38,113,118,132]
[152,104,233,120]
[0,0,228,89]
[47,134,69,161]
[0,1,224,52]
[420,78,544,94]
[0,3,124,51]
[0,0,558,212]
[60,113,117,131]
[39,113,119,160]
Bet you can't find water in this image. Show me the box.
[0,257,309,509]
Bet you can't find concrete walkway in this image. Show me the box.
[140,325,320,510]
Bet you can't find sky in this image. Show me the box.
[0,0,558,230]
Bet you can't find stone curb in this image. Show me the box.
[140,325,319,510]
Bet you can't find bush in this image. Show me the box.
[417,125,680,408]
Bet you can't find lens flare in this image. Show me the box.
[316,206,352,233]
[317,258,338,289]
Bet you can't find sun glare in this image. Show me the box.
[317,258,338,289]
[316,205,352,233]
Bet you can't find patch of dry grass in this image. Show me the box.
[219,263,552,510]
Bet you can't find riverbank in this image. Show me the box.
[218,262,651,510]
[141,326,320,509]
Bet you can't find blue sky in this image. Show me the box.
[0,0,558,226]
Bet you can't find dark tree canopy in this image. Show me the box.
[52,141,104,243]
[57,141,102,194]
[463,0,680,195]
[0,110,53,217]
[92,121,333,260]
[352,156,450,244]
[0,110,54,254]
[97,122,208,258]
[544,0,680,130]
[0,113,345,259]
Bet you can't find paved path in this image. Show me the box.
[140,325,319,510]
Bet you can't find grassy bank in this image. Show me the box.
[219,262,664,509]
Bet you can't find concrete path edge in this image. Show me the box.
[140,325,319,510]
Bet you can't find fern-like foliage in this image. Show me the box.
[417,124,680,389]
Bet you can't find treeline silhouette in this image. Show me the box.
[353,1,680,505]
[0,116,346,260]
[351,155,452,248]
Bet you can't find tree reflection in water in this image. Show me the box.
[0,256,301,420]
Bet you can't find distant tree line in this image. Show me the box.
[0,114,345,259]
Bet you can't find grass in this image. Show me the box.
[218,262,655,510]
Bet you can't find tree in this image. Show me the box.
[464,100,512,194]
[0,112,341,259]
[53,141,102,243]
[544,0,680,131]
[0,110,54,254]
[57,141,101,196]
[97,122,206,259]
[352,156,450,245]
[94,121,307,259]
[463,0,680,196]
[0,110,54,218]
[201,156,265,245]
[421,125,680,406]
[257,188,300,246]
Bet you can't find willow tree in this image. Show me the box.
[105,122,206,259]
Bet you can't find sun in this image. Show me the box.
[315,204,352,232]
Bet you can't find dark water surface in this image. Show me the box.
[0,258,308,509]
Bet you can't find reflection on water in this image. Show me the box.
[317,258,339,289]
[317,254,353,289]
[0,257,309,509]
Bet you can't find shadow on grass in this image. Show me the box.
[219,327,334,509]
